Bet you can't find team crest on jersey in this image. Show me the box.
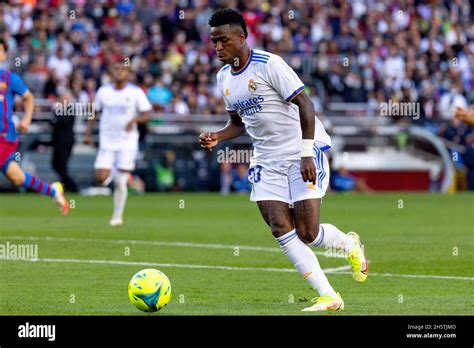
[248,79,257,92]
[225,88,230,96]
[0,82,6,91]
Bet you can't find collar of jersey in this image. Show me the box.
[112,82,131,91]
[230,50,254,76]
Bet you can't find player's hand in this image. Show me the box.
[84,134,93,145]
[199,132,218,150]
[125,120,135,132]
[301,157,316,185]
[16,118,31,133]
[454,107,474,126]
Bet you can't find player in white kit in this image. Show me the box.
[85,62,152,226]
[200,9,368,311]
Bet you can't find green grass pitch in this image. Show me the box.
[0,192,473,315]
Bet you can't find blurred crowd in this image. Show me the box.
[1,0,473,191]
[1,0,472,119]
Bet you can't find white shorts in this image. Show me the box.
[249,146,330,204]
[94,148,137,171]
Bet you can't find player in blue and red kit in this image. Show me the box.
[0,38,69,214]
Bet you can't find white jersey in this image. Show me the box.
[95,83,152,151]
[216,49,331,166]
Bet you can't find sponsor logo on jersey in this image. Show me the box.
[248,79,257,92]
[232,95,264,116]
[105,105,129,114]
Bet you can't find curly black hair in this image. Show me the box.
[208,8,248,38]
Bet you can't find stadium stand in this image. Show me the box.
[0,0,472,192]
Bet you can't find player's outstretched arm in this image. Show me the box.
[291,91,317,185]
[199,112,245,150]
[17,90,34,133]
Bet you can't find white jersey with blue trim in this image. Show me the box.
[216,49,331,166]
[95,83,152,151]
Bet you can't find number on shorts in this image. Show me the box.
[248,165,263,183]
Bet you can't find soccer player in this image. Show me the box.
[0,38,69,214]
[200,9,368,311]
[85,61,152,226]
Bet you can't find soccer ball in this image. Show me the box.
[128,269,172,312]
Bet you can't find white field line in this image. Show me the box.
[0,235,346,258]
[1,257,473,281]
[1,236,472,281]
[0,257,350,274]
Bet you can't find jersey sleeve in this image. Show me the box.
[136,87,152,113]
[223,95,237,113]
[265,56,305,102]
[217,68,237,113]
[94,87,103,112]
[10,72,28,96]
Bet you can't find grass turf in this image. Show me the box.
[0,192,473,315]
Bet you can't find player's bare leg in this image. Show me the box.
[4,161,69,215]
[256,200,294,238]
[5,161,26,187]
[96,168,113,186]
[293,199,321,244]
[294,199,368,284]
[257,200,342,311]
